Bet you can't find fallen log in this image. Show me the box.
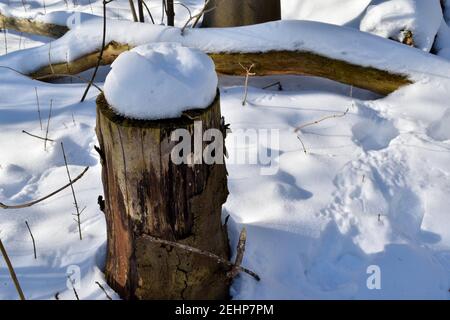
[0,13,68,38]
[1,14,413,95]
[210,51,412,95]
[30,42,412,96]
[31,42,131,78]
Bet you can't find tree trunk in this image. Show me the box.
[166,0,175,26]
[95,92,230,300]
[137,0,145,23]
[202,0,281,28]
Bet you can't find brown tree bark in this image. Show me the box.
[95,92,230,300]
[202,0,281,28]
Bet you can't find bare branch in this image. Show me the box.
[34,87,43,130]
[174,1,192,17]
[141,0,155,24]
[95,281,112,300]
[262,81,283,91]
[192,0,214,28]
[81,0,108,102]
[128,0,138,22]
[48,42,54,74]
[67,275,79,300]
[296,135,307,154]
[44,99,53,151]
[294,108,349,133]
[0,166,89,210]
[22,130,54,143]
[25,221,37,259]
[61,142,83,240]
[143,234,260,281]
[0,239,26,300]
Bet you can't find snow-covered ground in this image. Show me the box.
[1,0,450,300]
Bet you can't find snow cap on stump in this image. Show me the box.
[104,42,218,120]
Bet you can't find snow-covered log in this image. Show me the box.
[0,12,68,38]
[2,19,425,95]
[30,45,412,96]
[210,50,411,95]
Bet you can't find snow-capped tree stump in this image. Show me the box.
[202,0,281,28]
[95,90,230,300]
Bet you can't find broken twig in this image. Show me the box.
[22,130,54,143]
[239,62,255,106]
[180,0,214,35]
[227,228,247,279]
[25,221,37,259]
[81,0,108,102]
[296,135,308,154]
[262,81,283,91]
[294,108,349,133]
[143,234,260,281]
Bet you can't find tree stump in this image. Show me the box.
[95,91,230,300]
[202,0,281,28]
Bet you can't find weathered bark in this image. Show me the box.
[202,0,281,28]
[31,43,412,96]
[96,92,230,300]
[0,13,68,38]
